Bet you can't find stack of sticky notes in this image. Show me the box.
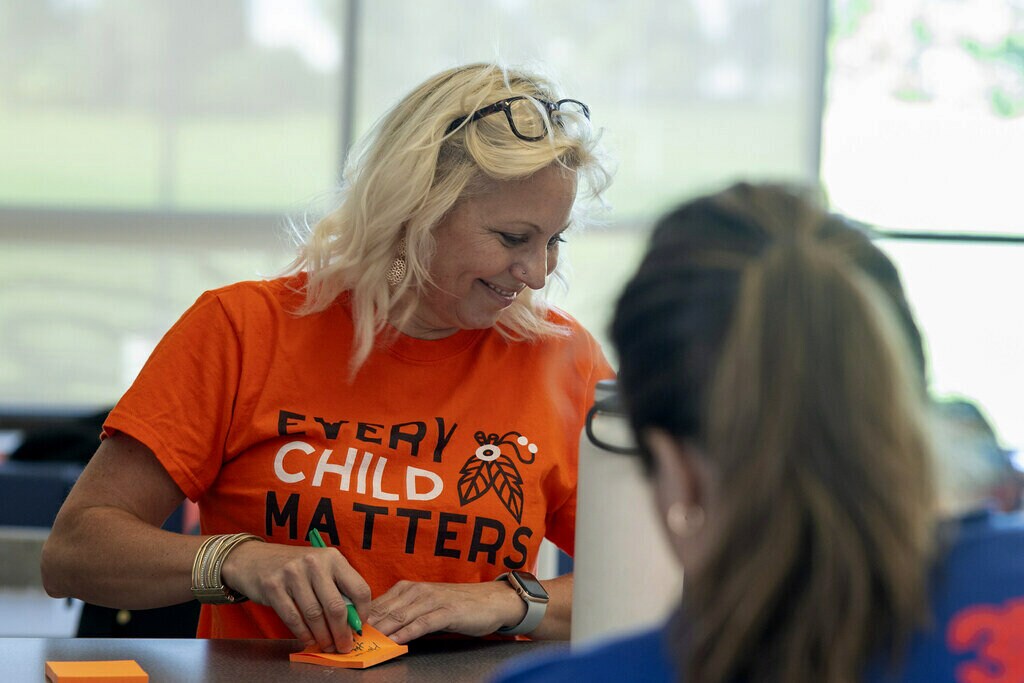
[290,624,408,669]
[45,659,148,682]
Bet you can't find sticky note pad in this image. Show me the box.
[45,659,148,682]
[289,624,408,669]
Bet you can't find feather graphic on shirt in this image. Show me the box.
[458,430,534,522]
[458,456,493,503]
[490,454,525,523]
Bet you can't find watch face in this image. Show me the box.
[511,571,548,600]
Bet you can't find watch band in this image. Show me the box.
[495,571,549,635]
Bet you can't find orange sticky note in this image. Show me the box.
[45,659,148,682]
[289,624,409,669]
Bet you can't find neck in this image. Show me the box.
[388,311,459,340]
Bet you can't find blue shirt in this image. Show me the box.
[493,511,1024,683]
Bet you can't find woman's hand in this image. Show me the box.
[220,542,371,654]
[367,579,527,644]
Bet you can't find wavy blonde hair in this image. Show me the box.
[286,63,612,374]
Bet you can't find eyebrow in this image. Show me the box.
[495,221,572,233]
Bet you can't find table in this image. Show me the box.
[4,636,566,682]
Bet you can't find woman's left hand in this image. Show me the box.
[367,579,526,643]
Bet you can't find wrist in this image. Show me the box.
[494,571,549,635]
[218,537,260,589]
[191,533,264,604]
[496,580,529,630]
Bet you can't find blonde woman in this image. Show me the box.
[42,63,614,654]
[495,183,1024,682]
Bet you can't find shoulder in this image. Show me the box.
[537,305,605,356]
[928,510,1024,611]
[881,511,1024,682]
[498,306,611,382]
[186,274,326,331]
[162,275,333,349]
[492,627,675,683]
[200,274,308,312]
[940,510,1024,574]
[542,304,587,332]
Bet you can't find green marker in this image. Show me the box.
[307,528,363,636]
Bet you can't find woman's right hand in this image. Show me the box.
[220,541,372,654]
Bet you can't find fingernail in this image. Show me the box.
[322,644,335,653]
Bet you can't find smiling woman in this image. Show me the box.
[288,63,610,374]
[404,166,577,339]
[40,62,615,655]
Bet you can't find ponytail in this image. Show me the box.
[611,183,936,683]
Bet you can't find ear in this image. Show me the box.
[642,428,706,512]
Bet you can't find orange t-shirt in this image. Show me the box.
[103,275,613,639]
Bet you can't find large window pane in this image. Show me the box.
[823,0,1024,234]
[1,0,824,414]
[0,0,343,413]
[878,239,1024,448]
[0,0,342,211]
[823,0,1024,449]
[0,229,293,409]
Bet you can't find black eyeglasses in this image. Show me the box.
[445,96,591,142]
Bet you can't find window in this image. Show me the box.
[0,0,344,410]
[0,0,823,414]
[822,0,1024,447]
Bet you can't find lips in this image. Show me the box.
[482,280,522,300]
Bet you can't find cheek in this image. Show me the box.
[546,249,559,276]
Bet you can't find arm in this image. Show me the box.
[41,433,198,608]
[41,433,371,653]
[367,572,572,644]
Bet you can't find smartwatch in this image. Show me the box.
[495,571,549,635]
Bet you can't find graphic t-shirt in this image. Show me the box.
[103,275,613,639]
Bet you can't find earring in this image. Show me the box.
[386,238,407,287]
[666,502,705,538]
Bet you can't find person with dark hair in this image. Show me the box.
[494,183,1024,682]
[40,63,614,654]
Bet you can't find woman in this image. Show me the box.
[494,183,1024,681]
[41,63,614,654]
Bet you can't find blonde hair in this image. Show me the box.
[612,183,936,683]
[286,63,611,374]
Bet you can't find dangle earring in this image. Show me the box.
[666,502,705,538]
[386,237,407,287]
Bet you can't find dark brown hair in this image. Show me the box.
[611,183,936,683]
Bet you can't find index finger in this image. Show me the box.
[327,550,373,624]
[308,571,357,652]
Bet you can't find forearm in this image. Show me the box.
[42,505,202,609]
[523,573,572,640]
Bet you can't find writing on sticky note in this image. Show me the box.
[289,624,408,669]
[45,659,148,682]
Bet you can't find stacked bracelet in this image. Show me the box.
[190,533,264,604]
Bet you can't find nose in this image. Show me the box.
[513,247,550,291]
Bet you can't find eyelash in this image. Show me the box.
[498,233,567,249]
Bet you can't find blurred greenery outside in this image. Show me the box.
[2,0,1024,449]
[0,108,335,210]
[0,103,800,217]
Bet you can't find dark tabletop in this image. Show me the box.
[6,636,567,682]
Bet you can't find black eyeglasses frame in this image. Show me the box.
[444,96,591,142]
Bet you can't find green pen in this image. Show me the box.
[307,528,363,636]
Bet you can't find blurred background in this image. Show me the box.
[1,0,1022,635]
